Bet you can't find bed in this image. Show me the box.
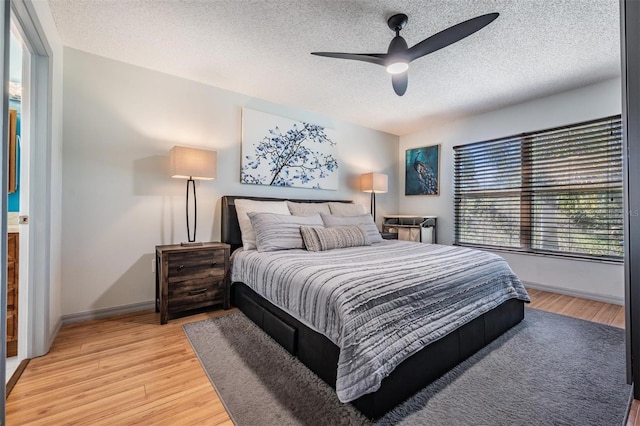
[221,195,529,419]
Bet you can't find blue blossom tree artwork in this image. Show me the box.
[241,109,339,190]
[405,145,440,195]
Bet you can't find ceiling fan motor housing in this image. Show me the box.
[387,35,409,68]
[388,35,408,54]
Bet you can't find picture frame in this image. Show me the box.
[405,144,440,195]
[241,108,339,190]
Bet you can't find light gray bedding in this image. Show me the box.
[231,240,530,403]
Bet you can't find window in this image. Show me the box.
[454,115,623,261]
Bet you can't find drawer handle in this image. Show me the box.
[188,288,208,296]
[178,265,184,271]
[211,262,217,267]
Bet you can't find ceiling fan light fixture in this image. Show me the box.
[386,61,408,74]
[310,12,499,95]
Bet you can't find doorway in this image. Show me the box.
[5,13,31,384]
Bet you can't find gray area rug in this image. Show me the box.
[183,308,632,425]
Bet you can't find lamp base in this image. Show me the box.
[180,241,204,247]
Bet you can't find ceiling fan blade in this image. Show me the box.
[311,52,387,66]
[392,72,408,96]
[407,13,499,61]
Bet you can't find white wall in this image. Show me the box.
[61,48,399,317]
[399,78,624,304]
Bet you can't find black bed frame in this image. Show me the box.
[221,195,525,419]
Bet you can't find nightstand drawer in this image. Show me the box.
[168,278,224,313]
[167,265,226,283]
[167,249,225,280]
[169,277,224,297]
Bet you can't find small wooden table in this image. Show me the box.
[155,242,230,324]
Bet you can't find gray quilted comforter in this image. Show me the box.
[231,241,530,403]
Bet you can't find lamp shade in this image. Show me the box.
[361,172,388,193]
[169,146,217,180]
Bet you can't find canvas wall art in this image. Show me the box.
[241,108,338,190]
[405,145,440,195]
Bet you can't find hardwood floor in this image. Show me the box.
[5,289,634,425]
[6,309,236,425]
[527,288,625,328]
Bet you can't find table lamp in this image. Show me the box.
[361,172,388,223]
[169,146,217,246]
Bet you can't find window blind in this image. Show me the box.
[454,115,623,261]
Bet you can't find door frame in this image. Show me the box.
[0,0,9,419]
[9,0,53,359]
[621,0,640,396]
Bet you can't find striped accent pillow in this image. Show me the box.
[300,225,371,252]
[320,213,383,243]
[248,212,323,252]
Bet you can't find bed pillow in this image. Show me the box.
[286,201,331,216]
[300,225,371,252]
[248,212,323,252]
[320,213,383,244]
[328,202,367,216]
[235,199,290,250]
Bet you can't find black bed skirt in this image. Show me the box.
[231,282,525,419]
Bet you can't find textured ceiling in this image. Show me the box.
[48,0,620,136]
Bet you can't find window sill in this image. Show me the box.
[453,243,624,265]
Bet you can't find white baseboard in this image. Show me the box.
[524,281,624,306]
[61,300,155,325]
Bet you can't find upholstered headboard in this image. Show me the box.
[221,195,352,252]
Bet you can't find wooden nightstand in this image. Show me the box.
[155,242,230,324]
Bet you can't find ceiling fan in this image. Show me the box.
[311,12,499,96]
